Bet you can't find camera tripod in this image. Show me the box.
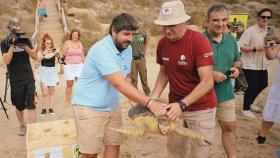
[0,97,8,119]
[1,72,9,119]
[4,72,9,103]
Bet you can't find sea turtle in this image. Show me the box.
[110,104,212,145]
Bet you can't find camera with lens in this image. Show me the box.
[46,48,57,53]
[59,55,66,65]
[8,28,29,46]
[55,53,66,65]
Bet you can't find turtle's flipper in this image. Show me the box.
[109,127,145,136]
[175,128,212,145]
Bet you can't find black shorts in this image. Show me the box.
[10,78,36,111]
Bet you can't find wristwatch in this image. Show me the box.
[177,100,188,112]
[253,47,256,52]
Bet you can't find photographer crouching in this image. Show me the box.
[0,19,38,136]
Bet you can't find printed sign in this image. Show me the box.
[33,147,63,158]
[229,13,249,29]
[229,13,249,38]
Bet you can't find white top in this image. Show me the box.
[239,24,268,70]
[263,51,280,123]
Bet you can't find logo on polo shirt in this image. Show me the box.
[14,46,24,53]
[178,55,188,65]
[204,52,213,58]
[162,57,169,61]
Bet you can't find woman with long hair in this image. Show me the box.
[35,33,58,115]
[60,29,84,107]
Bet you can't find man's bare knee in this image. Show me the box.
[219,121,236,132]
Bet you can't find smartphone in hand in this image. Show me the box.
[267,26,275,36]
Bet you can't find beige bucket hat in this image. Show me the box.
[154,0,191,26]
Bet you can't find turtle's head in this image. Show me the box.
[157,116,171,135]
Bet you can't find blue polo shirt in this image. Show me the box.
[72,35,132,111]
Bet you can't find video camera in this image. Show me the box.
[8,28,29,46]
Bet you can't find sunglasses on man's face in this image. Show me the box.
[260,16,272,20]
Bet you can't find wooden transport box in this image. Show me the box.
[26,119,80,158]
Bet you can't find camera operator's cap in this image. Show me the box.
[154,0,191,26]
[7,19,21,31]
[236,21,244,27]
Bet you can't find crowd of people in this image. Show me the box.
[0,0,279,158]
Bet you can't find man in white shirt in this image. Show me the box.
[239,8,273,118]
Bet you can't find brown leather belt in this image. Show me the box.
[133,54,144,60]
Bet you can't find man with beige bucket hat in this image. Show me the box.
[151,0,217,158]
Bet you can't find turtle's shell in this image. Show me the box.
[128,104,154,119]
[128,104,176,135]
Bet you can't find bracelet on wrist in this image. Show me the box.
[144,97,152,107]
[151,96,159,100]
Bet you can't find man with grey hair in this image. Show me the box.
[152,1,217,157]
[204,4,241,158]
[1,19,38,136]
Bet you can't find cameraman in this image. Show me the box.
[1,19,38,136]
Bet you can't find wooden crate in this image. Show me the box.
[26,119,79,158]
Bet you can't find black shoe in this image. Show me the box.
[49,108,55,114]
[41,109,47,116]
[256,134,266,144]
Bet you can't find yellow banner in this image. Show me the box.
[228,13,249,38]
[229,13,249,29]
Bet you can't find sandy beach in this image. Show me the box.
[0,55,279,158]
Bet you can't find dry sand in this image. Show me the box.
[0,55,279,158]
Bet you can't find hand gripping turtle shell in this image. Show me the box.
[110,104,212,145]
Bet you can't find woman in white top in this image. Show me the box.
[255,35,280,144]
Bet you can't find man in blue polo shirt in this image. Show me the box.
[204,4,241,158]
[72,13,167,158]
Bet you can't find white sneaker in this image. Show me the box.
[243,110,256,118]
[17,125,26,136]
[251,104,261,113]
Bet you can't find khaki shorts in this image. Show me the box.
[73,105,123,154]
[167,108,216,158]
[216,99,236,122]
